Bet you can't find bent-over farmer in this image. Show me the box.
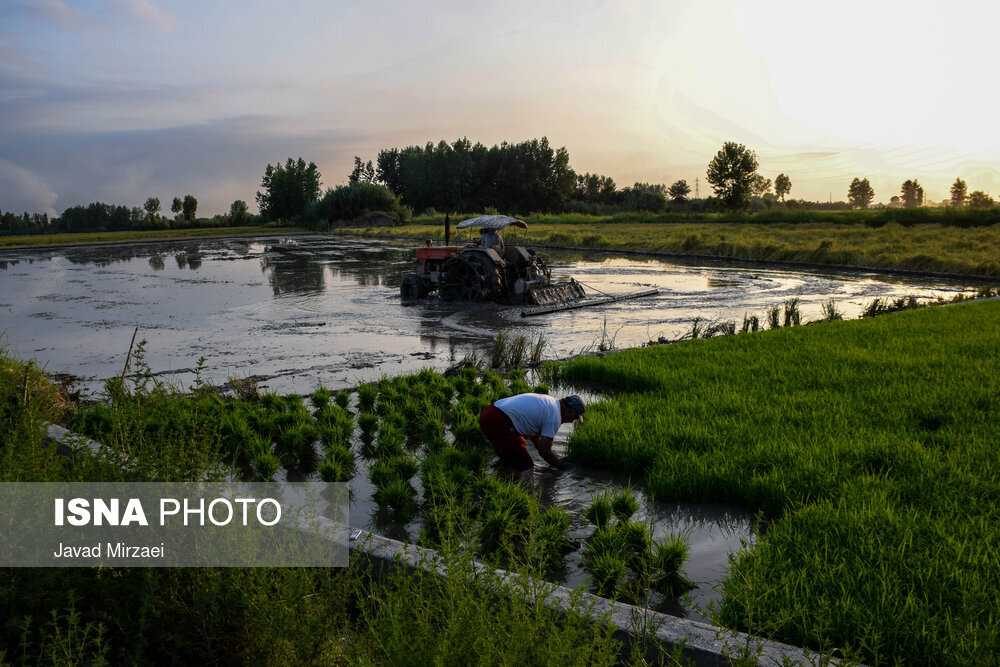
[479,393,585,471]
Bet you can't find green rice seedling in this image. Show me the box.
[370,422,406,460]
[489,331,511,369]
[252,449,281,480]
[310,386,332,410]
[373,478,417,517]
[358,411,378,437]
[620,520,653,569]
[821,299,843,321]
[334,390,350,409]
[611,489,640,521]
[532,383,550,394]
[319,444,356,482]
[528,507,572,575]
[585,493,614,529]
[275,422,319,471]
[478,478,536,557]
[507,369,532,396]
[481,370,510,401]
[356,383,378,412]
[649,536,692,597]
[451,409,487,450]
[741,313,761,333]
[766,305,781,329]
[588,552,627,598]
[369,453,419,487]
[529,334,547,366]
[782,298,801,327]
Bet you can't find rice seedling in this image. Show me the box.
[368,422,406,460]
[611,489,640,521]
[310,386,332,409]
[649,536,692,597]
[275,421,319,471]
[334,389,351,409]
[782,298,801,327]
[373,478,418,517]
[766,305,781,329]
[820,299,843,321]
[356,383,378,412]
[588,552,627,598]
[585,493,614,529]
[319,444,356,482]
[369,453,419,487]
[741,313,761,334]
[529,334,547,366]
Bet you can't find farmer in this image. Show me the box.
[479,393,585,471]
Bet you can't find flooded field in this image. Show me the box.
[0,234,981,396]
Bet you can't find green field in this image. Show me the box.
[0,225,304,248]
[342,214,1000,277]
[561,299,1000,664]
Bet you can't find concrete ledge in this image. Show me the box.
[348,530,839,666]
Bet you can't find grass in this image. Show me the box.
[341,216,1000,277]
[0,225,305,248]
[561,299,1000,665]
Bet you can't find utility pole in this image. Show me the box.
[695,178,700,199]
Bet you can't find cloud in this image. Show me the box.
[1,0,82,28]
[0,117,368,215]
[112,0,176,32]
[0,159,58,216]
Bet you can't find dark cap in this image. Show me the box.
[562,395,585,420]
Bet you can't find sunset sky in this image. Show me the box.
[3,0,999,215]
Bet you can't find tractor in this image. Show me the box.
[400,215,586,306]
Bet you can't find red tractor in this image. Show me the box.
[400,215,585,305]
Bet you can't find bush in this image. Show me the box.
[316,182,409,225]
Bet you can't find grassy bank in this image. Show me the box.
[341,216,1000,277]
[0,225,305,249]
[560,299,1000,665]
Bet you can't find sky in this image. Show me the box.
[3,0,1000,216]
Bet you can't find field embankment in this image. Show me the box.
[560,299,1000,665]
[342,214,1000,278]
[0,225,305,249]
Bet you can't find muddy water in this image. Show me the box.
[0,235,982,395]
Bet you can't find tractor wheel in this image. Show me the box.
[440,253,495,301]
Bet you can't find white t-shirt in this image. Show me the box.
[494,393,561,439]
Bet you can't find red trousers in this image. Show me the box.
[479,405,533,471]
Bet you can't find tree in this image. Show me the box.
[317,182,408,223]
[949,178,968,207]
[171,197,182,215]
[256,158,322,221]
[706,142,759,209]
[229,199,249,225]
[900,180,924,209]
[848,178,875,209]
[667,179,691,203]
[143,197,160,220]
[622,183,667,211]
[181,194,198,222]
[751,174,773,197]
[968,190,995,209]
[774,173,791,201]
[349,156,376,184]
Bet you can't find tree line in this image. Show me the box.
[0,194,254,236]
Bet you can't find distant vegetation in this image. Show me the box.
[4,137,999,237]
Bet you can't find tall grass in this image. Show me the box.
[561,300,1000,665]
[344,218,1000,277]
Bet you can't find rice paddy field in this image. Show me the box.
[342,216,1000,278]
[561,298,1000,664]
